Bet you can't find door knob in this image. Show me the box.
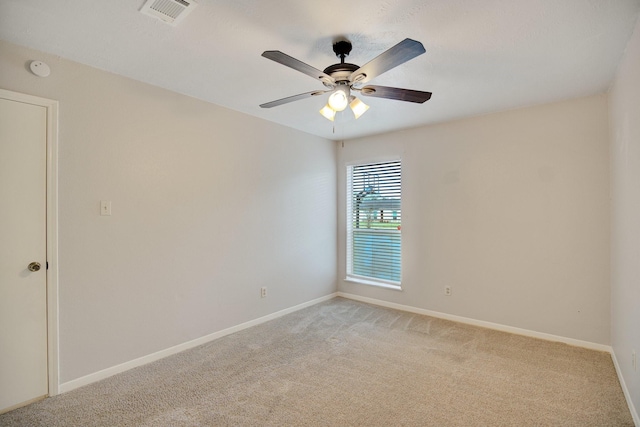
[28,262,41,272]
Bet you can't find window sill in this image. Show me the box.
[344,276,402,291]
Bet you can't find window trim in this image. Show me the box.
[344,275,403,291]
[346,158,402,290]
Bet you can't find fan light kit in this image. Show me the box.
[260,38,432,122]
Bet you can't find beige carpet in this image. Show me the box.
[0,297,633,426]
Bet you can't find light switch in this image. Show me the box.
[100,200,112,216]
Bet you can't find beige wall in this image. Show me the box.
[0,40,337,383]
[338,94,611,344]
[610,14,640,421]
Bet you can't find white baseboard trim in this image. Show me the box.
[611,350,640,426]
[59,293,337,394]
[336,292,612,352]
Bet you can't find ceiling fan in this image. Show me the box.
[259,38,432,121]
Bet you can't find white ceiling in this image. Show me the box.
[1,0,639,141]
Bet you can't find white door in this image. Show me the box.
[0,96,49,413]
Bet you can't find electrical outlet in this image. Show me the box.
[444,286,452,296]
[633,350,637,372]
[261,287,267,298]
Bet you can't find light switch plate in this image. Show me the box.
[100,200,112,216]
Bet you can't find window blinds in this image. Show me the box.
[347,160,401,285]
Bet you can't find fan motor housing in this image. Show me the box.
[324,63,359,82]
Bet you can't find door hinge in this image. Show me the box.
[46,261,49,270]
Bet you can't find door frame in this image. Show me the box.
[0,88,59,397]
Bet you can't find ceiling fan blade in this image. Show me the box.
[260,90,329,108]
[262,51,335,85]
[350,39,426,84]
[359,85,432,103]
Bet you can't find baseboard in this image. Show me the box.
[59,293,337,394]
[336,292,612,352]
[611,350,640,426]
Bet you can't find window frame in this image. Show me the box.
[346,159,402,290]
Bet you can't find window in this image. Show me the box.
[346,160,401,288]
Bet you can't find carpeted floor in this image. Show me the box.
[0,297,634,426]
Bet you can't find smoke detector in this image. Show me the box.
[140,0,197,26]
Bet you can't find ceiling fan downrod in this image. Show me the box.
[323,40,359,84]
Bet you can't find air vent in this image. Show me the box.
[140,0,197,26]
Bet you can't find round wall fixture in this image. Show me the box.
[29,61,51,77]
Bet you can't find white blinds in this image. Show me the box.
[347,160,401,284]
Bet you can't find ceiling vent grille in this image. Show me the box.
[140,0,197,26]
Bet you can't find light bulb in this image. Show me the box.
[319,104,336,121]
[350,97,369,119]
[328,87,349,111]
